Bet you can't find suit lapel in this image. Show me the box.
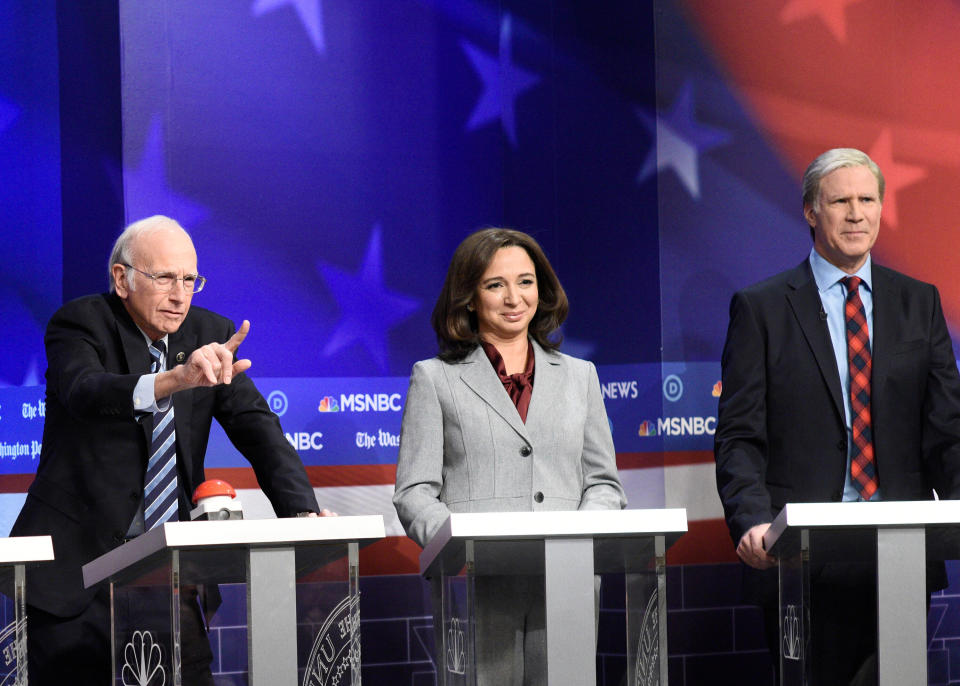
[869,266,894,400]
[110,295,154,449]
[459,344,530,441]
[111,295,152,376]
[785,261,846,421]
[525,340,561,430]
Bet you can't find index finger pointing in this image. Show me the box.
[225,319,250,354]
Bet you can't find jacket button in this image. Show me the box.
[837,439,847,452]
[112,531,124,544]
[520,445,532,457]
[129,491,140,502]
[534,492,544,503]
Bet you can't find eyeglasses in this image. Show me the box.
[123,264,207,293]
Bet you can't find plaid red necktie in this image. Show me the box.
[843,276,877,499]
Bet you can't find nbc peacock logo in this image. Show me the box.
[638,420,657,437]
[318,396,340,412]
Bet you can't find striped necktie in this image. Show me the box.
[843,276,878,499]
[144,341,179,529]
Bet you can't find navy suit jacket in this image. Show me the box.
[715,259,960,546]
[11,293,318,616]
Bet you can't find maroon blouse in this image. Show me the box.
[480,340,535,423]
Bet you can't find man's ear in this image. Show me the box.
[803,203,817,229]
[112,264,129,298]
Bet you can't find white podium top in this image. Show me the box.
[83,515,385,587]
[764,500,960,551]
[420,509,687,576]
[0,536,54,564]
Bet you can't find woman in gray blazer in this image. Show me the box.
[393,228,626,685]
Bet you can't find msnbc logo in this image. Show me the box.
[641,416,717,436]
[318,396,340,412]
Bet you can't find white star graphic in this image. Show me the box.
[868,129,926,230]
[461,13,540,147]
[780,0,866,43]
[123,116,209,226]
[252,0,325,54]
[0,356,41,387]
[636,81,731,199]
[317,225,420,372]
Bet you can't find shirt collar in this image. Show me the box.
[809,247,872,293]
[135,327,169,352]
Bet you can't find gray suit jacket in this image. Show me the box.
[393,340,626,547]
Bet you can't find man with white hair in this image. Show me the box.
[12,216,328,684]
[715,148,960,684]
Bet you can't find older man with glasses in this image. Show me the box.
[11,215,331,685]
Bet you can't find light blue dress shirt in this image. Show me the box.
[808,248,881,502]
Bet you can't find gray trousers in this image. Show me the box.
[475,576,546,686]
[432,574,600,686]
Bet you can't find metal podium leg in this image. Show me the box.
[656,535,668,686]
[349,542,361,686]
[248,547,297,685]
[544,538,596,686]
[876,528,926,686]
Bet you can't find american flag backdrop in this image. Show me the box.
[2,0,960,577]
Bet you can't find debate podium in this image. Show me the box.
[82,516,385,686]
[420,509,688,686]
[0,536,54,686]
[764,501,960,686]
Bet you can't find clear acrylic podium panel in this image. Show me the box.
[0,536,54,686]
[432,534,668,686]
[434,536,667,686]
[775,526,954,686]
[766,502,960,686]
[777,530,808,686]
[0,566,26,686]
[109,541,360,686]
[775,530,871,686]
[619,538,667,686]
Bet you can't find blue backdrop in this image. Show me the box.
[4,0,959,549]
[0,0,669,480]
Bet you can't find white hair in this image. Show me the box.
[108,216,189,292]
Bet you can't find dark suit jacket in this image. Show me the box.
[11,293,319,616]
[715,259,960,546]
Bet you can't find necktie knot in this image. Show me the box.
[843,276,862,296]
[149,341,165,374]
